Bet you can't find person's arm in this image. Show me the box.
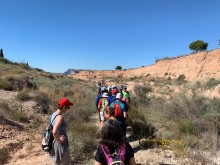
[121,103,128,119]
[94,146,103,165]
[129,157,137,165]
[52,115,65,143]
[123,111,128,119]
[98,98,102,109]
[95,96,100,108]
[94,160,102,165]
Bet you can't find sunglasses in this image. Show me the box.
[65,106,70,109]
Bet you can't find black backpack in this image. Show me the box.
[42,113,61,152]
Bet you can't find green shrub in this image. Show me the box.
[0,57,13,64]
[13,110,29,123]
[176,74,187,85]
[0,147,10,164]
[204,78,220,89]
[17,91,31,101]
[68,122,98,163]
[133,84,152,104]
[129,76,137,81]
[0,102,11,118]
[0,78,13,91]
[163,90,220,149]
[178,119,198,135]
[32,92,50,114]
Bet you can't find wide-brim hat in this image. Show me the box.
[102,92,109,98]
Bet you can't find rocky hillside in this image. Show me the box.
[69,49,220,81]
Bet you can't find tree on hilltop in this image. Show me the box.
[189,40,208,52]
[0,49,4,57]
[115,65,122,70]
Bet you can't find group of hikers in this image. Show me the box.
[46,80,136,165]
[94,81,136,165]
[95,81,130,135]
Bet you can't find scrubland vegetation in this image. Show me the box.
[0,56,220,164]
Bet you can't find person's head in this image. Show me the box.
[111,89,117,95]
[116,93,122,100]
[123,85,127,91]
[101,87,108,94]
[103,106,115,120]
[58,97,73,112]
[100,118,123,147]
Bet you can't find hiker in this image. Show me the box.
[49,97,73,165]
[121,85,130,104]
[111,84,118,92]
[103,106,115,121]
[120,84,124,93]
[110,93,128,138]
[96,87,108,108]
[98,92,109,126]
[121,85,130,110]
[94,119,136,165]
[108,89,117,104]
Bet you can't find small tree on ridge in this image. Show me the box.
[115,65,122,70]
[189,40,208,52]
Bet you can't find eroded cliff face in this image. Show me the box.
[69,49,220,81]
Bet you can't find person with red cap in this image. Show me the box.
[49,97,73,165]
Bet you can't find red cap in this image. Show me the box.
[111,89,117,94]
[58,98,73,107]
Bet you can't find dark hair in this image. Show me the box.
[100,119,123,147]
[58,105,69,110]
[104,106,115,116]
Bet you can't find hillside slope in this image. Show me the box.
[69,49,220,81]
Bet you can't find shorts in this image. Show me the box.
[50,140,71,165]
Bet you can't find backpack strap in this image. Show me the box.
[117,142,126,162]
[50,113,61,124]
[101,143,126,164]
[101,145,112,164]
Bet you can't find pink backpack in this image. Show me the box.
[101,143,126,165]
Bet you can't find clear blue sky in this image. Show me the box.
[1,0,220,73]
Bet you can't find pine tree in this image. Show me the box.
[0,49,4,57]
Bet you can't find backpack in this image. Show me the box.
[42,113,61,152]
[113,102,122,117]
[101,98,108,109]
[101,143,126,165]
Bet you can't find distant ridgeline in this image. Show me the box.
[63,69,90,75]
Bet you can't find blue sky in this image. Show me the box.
[0,0,220,73]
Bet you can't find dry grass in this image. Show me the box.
[1,56,220,163]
